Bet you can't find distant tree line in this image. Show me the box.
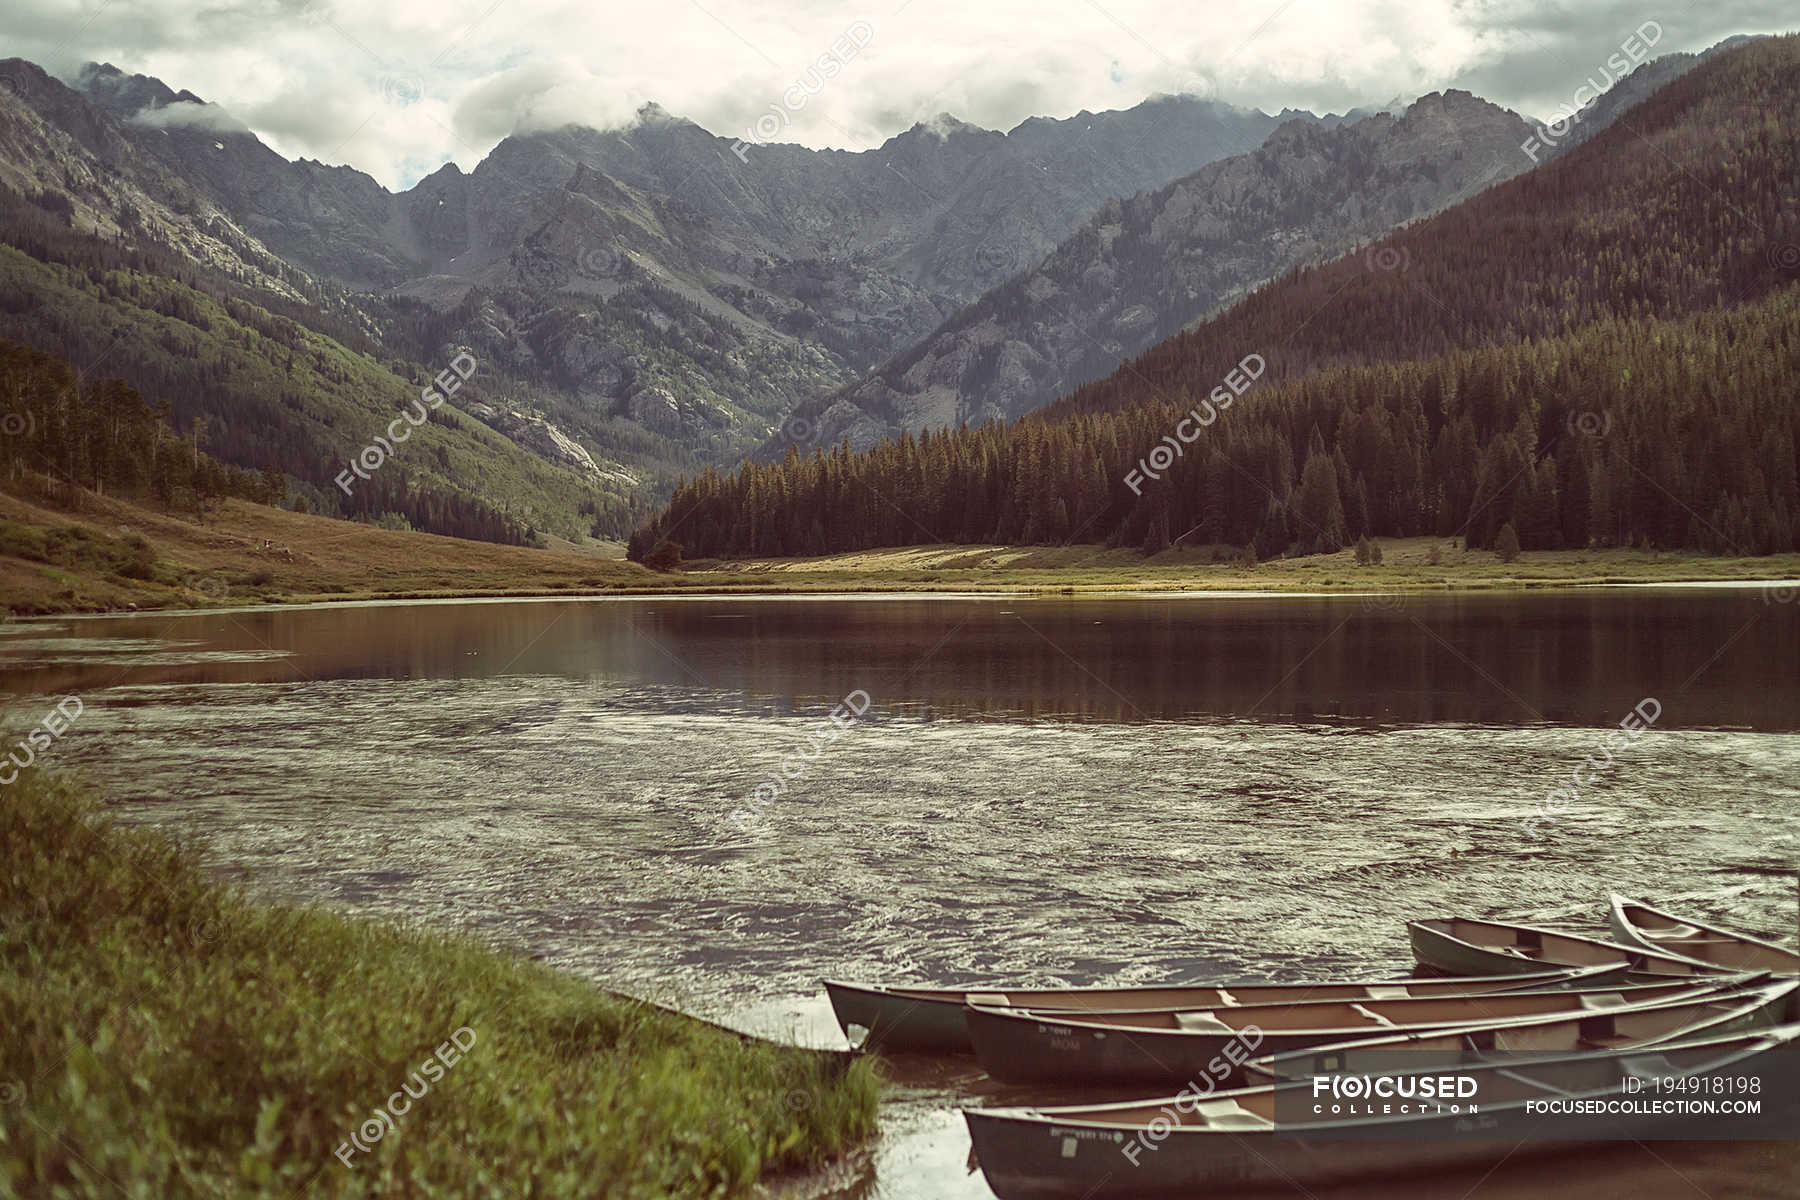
[631,288,1800,561]
[332,468,531,546]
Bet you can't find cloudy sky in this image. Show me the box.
[2,1,1792,188]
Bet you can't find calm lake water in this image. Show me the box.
[4,588,1798,1197]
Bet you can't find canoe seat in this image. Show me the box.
[1174,1012,1239,1034]
[1479,944,1539,959]
[1577,1034,1634,1049]
[1194,1099,1273,1129]
[1637,923,1703,941]
[967,993,1010,1007]
[1577,992,1628,1010]
[1651,936,1734,948]
[1350,1003,1397,1026]
[1363,986,1412,1000]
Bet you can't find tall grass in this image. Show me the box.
[0,769,878,1197]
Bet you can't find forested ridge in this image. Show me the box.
[632,37,1800,562]
[0,204,635,542]
[1042,35,1799,421]
[0,338,275,509]
[0,334,556,546]
[0,178,656,542]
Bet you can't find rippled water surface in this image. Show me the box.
[3,590,1797,1197]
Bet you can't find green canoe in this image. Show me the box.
[1409,917,1729,979]
[824,962,1628,1054]
[1607,894,1800,975]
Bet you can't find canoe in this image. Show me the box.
[962,975,1747,1087]
[1607,894,1800,975]
[822,964,1624,1054]
[1409,917,1727,978]
[963,1023,1800,1199]
[1245,976,1795,1082]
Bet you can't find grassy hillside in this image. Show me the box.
[0,242,637,540]
[0,768,878,1196]
[0,488,655,613]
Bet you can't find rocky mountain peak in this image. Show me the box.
[75,62,196,116]
[908,112,989,140]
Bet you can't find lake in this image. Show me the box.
[3,587,1797,1197]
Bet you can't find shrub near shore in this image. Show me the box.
[0,769,877,1197]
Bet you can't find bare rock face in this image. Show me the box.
[525,419,607,475]
[460,400,619,479]
[627,387,684,435]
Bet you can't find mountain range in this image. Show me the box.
[2,61,1316,468]
[0,36,1751,544]
[773,89,1532,451]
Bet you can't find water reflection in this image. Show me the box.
[2,590,1796,728]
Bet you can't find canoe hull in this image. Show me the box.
[1410,921,1551,976]
[966,978,1762,1088]
[1607,894,1800,977]
[1408,918,1715,979]
[966,1006,1274,1087]
[1244,979,1794,1083]
[822,981,970,1054]
[966,1109,1584,1199]
[966,1022,1800,1199]
[967,1099,1775,1200]
[824,965,1625,1054]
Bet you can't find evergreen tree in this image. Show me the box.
[1495,522,1522,563]
[1294,450,1346,552]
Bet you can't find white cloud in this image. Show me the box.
[128,99,252,135]
[0,0,1789,189]
[450,58,646,145]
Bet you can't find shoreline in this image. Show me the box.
[6,492,1799,617]
[12,573,1800,621]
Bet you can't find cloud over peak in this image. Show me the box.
[0,1,1787,188]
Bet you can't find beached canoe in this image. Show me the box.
[1245,976,1795,1082]
[963,1023,1800,1199]
[822,964,1622,1054]
[1409,917,1727,978]
[1607,894,1800,975]
[963,976,1743,1087]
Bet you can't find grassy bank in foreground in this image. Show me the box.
[0,769,878,1197]
[5,484,1799,614]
